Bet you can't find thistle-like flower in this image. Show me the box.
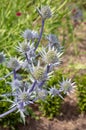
[47,34,59,44]
[46,34,61,50]
[0,52,5,64]
[37,6,52,20]
[59,78,76,95]
[10,79,23,91]
[22,60,31,71]
[11,88,35,109]
[17,89,31,103]
[22,29,33,40]
[8,87,35,123]
[40,46,62,67]
[49,86,64,99]
[22,29,39,40]
[31,30,39,39]
[31,62,46,81]
[36,88,48,99]
[16,41,34,54]
[7,57,20,71]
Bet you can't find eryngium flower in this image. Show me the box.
[49,86,64,99]
[7,58,20,70]
[40,46,62,66]
[31,30,39,39]
[59,78,75,95]
[30,62,52,82]
[22,29,39,40]
[0,52,5,64]
[36,88,48,99]
[18,89,31,102]
[22,60,31,71]
[22,29,33,40]
[46,34,61,50]
[47,34,59,44]
[11,79,23,91]
[31,63,46,81]
[16,41,34,54]
[37,6,52,20]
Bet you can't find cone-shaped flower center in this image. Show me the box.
[20,92,29,102]
[62,82,71,93]
[41,6,52,19]
[33,67,45,80]
[21,42,30,52]
[46,50,58,64]
[7,58,20,70]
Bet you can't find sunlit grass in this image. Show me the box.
[0,0,73,54]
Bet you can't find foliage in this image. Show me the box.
[39,95,62,119]
[38,70,65,119]
[0,0,76,54]
[75,74,86,113]
[0,78,20,129]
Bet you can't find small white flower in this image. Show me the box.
[59,78,76,95]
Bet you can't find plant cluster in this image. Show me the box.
[0,6,75,123]
[75,74,86,113]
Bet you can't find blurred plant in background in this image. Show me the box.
[75,74,86,113]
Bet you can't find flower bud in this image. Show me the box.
[33,66,45,81]
[7,58,20,70]
[38,6,52,20]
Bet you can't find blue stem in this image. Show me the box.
[13,69,17,79]
[29,80,37,93]
[35,19,45,51]
[0,107,17,118]
[38,80,45,88]
[38,65,50,88]
[25,52,30,64]
[46,64,50,73]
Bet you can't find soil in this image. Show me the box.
[0,23,86,130]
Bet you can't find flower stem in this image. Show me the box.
[25,52,30,64]
[13,69,17,79]
[0,107,17,118]
[0,71,13,80]
[35,19,45,51]
[29,80,37,92]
